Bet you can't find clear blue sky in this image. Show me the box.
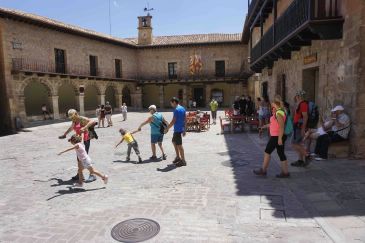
[0,0,247,38]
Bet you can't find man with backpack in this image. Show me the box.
[291,91,318,167]
[138,105,168,161]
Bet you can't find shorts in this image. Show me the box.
[106,114,112,120]
[81,159,92,169]
[292,127,304,144]
[151,133,164,144]
[172,132,183,146]
[265,135,287,161]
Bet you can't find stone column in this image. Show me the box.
[99,94,105,105]
[51,95,60,120]
[17,96,27,122]
[77,94,85,116]
[159,85,165,109]
[182,85,188,107]
[131,89,143,110]
[116,94,123,111]
[205,84,212,108]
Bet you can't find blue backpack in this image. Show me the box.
[276,109,294,136]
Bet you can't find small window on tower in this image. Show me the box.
[142,18,148,27]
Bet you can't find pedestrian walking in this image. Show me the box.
[58,134,108,188]
[165,97,187,167]
[59,109,97,182]
[96,105,101,128]
[100,105,106,128]
[253,95,290,178]
[115,128,143,163]
[209,98,218,124]
[138,105,168,160]
[121,103,128,121]
[105,101,113,127]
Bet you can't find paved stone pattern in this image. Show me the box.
[0,111,364,242]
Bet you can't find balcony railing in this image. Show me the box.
[138,71,245,83]
[11,58,138,80]
[250,0,343,70]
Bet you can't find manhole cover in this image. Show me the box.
[111,218,160,242]
[222,160,249,167]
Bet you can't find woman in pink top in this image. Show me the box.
[253,95,290,178]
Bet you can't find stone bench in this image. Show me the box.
[328,140,350,158]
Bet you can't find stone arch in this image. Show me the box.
[105,85,117,109]
[122,85,132,106]
[24,80,52,116]
[18,76,54,97]
[58,82,78,117]
[84,85,100,111]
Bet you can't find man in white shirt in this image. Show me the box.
[314,105,351,160]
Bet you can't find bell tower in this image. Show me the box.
[138,15,153,45]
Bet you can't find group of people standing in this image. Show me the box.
[233,96,255,116]
[95,102,113,128]
[253,90,351,178]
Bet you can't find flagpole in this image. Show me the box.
[108,0,112,35]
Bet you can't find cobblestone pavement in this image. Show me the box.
[0,111,364,243]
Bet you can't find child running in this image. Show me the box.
[58,134,108,188]
[115,128,143,163]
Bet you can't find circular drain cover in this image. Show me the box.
[111,218,160,242]
[222,160,249,167]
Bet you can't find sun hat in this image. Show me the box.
[331,105,344,112]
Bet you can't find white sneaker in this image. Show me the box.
[103,175,109,184]
[85,174,97,182]
[315,157,327,161]
[73,182,84,188]
[310,153,317,157]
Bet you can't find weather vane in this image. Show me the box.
[144,2,155,16]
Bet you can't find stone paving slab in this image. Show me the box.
[0,111,363,242]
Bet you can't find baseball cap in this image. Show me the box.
[331,105,344,112]
[148,105,157,111]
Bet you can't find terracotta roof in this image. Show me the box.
[0,7,242,47]
[125,33,242,46]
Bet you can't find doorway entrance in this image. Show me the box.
[193,87,205,107]
[302,67,319,103]
[262,82,268,99]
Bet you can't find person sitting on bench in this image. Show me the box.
[314,105,351,161]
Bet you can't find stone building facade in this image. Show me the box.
[243,0,365,158]
[0,8,250,135]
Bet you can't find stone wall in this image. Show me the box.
[136,44,247,78]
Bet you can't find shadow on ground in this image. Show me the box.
[223,127,365,220]
[47,187,106,201]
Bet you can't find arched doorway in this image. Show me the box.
[84,85,99,111]
[24,81,51,116]
[58,83,77,117]
[105,86,117,109]
[122,86,131,106]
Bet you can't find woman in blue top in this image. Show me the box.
[138,105,168,161]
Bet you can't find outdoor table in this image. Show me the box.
[229,115,246,133]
